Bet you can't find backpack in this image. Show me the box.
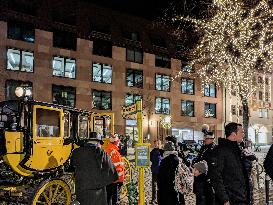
[174,158,193,194]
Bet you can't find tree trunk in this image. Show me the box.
[242,102,249,140]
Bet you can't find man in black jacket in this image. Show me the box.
[264,144,273,180]
[209,122,248,205]
[71,134,118,205]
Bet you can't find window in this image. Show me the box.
[91,22,111,34]
[92,90,112,110]
[258,91,263,100]
[5,80,32,100]
[52,56,76,79]
[155,54,171,68]
[182,65,194,73]
[204,84,216,97]
[231,85,236,96]
[123,31,139,41]
[125,94,142,106]
[231,105,236,115]
[265,77,269,85]
[181,78,194,95]
[92,63,112,84]
[78,115,89,140]
[63,112,71,140]
[155,97,170,114]
[181,100,194,117]
[150,35,166,48]
[204,103,216,118]
[239,106,243,116]
[8,22,35,43]
[7,48,34,72]
[52,85,76,107]
[265,92,269,101]
[259,108,269,118]
[93,40,112,58]
[125,119,138,147]
[258,76,263,84]
[126,69,143,88]
[126,49,143,64]
[36,108,60,137]
[53,30,77,51]
[156,74,170,92]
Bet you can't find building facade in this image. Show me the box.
[0,0,223,146]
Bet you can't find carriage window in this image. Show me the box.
[64,112,71,139]
[79,115,89,140]
[36,108,60,137]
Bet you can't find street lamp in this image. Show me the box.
[15,86,32,99]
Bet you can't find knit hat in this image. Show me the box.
[110,134,120,145]
[163,141,176,151]
[193,160,208,175]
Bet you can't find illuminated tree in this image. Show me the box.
[170,0,273,138]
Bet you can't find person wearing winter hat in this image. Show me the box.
[193,160,210,205]
[105,134,125,205]
[157,141,185,205]
[193,160,208,176]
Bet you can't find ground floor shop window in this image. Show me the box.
[125,119,138,147]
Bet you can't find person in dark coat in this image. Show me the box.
[157,141,185,205]
[71,134,119,205]
[150,140,163,204]
[208,122,249,205]
[264,144,273,180]
[193,125,217,205]
[193,160,208,205]
[240,141,257,205]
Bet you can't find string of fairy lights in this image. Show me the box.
[171,0,273,107]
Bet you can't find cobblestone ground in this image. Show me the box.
[121,150,273,205]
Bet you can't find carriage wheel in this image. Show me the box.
[120,157,132,199]
[32,179,71,205]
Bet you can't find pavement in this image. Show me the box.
[121,146,273,205]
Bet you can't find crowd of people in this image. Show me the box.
[149,122,273,205]
[70,121,273,205]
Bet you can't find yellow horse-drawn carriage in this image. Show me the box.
[0,94,131,204]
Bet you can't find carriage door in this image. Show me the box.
[24,105,70,170]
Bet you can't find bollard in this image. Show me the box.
[265,174,270,205]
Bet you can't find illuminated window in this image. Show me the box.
[92,63,112,84]
[181,100,194,117]
[181,78,194,95]
[125,94,142,106]
[204,103,216,118]
[52,56,76,79]
[156,74,170,92]
[204,84,216,97]
[155,97,170,114]
[7,48,34,72]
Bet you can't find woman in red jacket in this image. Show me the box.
[105,134,125,205]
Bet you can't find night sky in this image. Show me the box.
[85,0,212,20]
[85,0,169,20]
